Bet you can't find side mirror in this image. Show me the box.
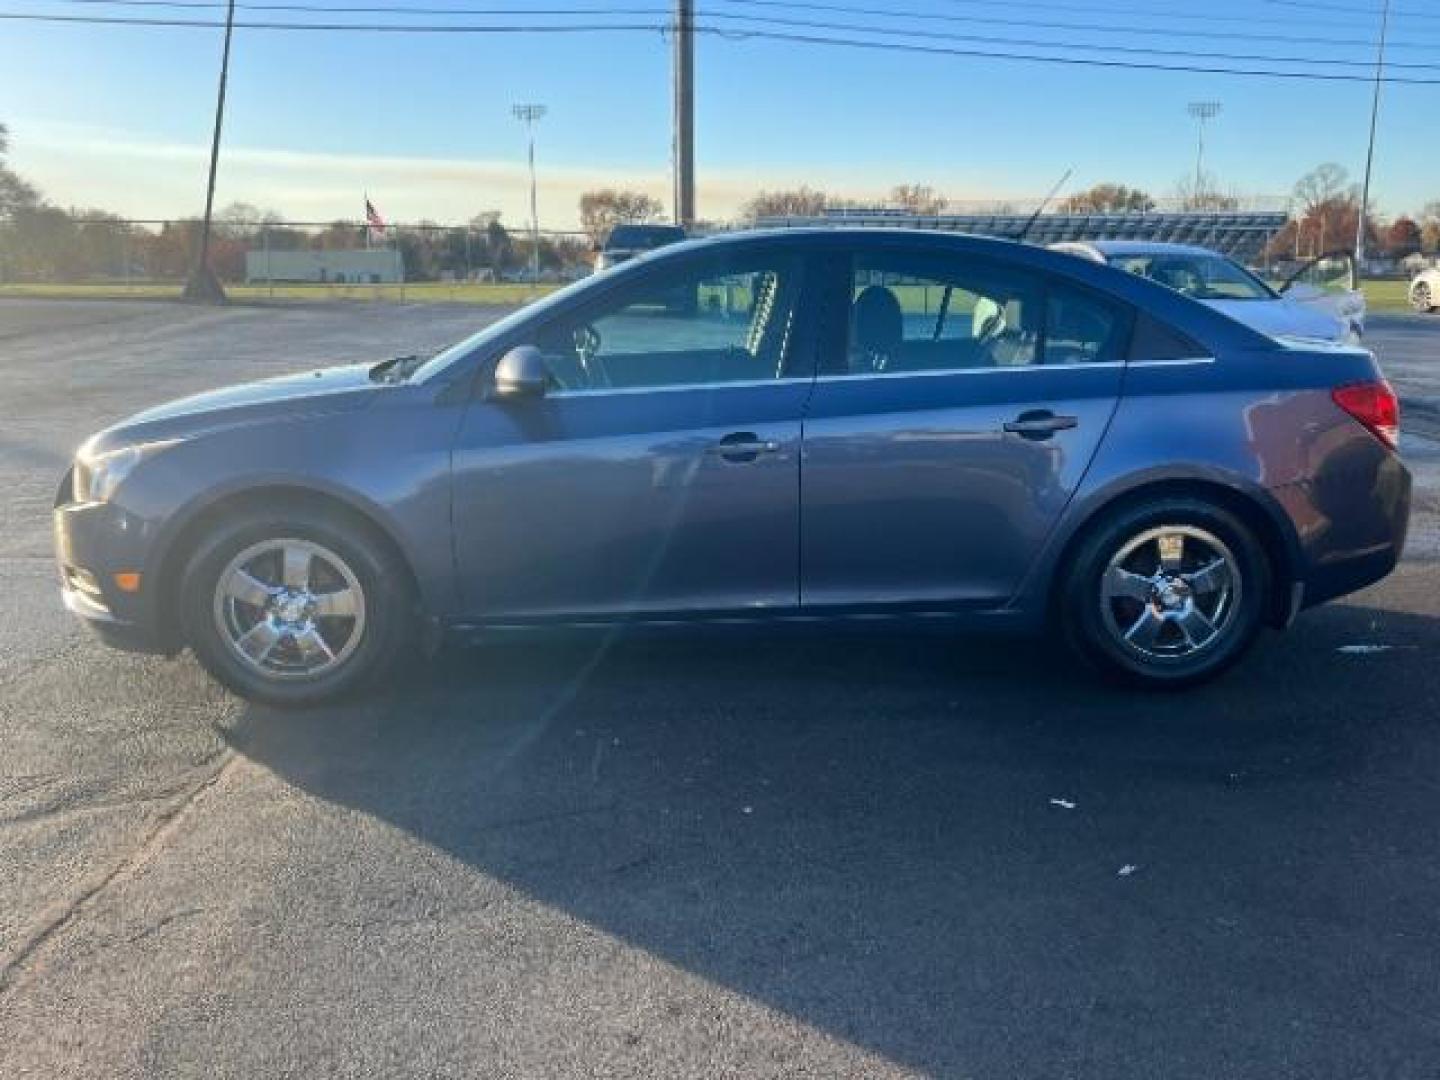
[492,345,548,400]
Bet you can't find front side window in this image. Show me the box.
[842,251,1124,373]
[531,253,803,391]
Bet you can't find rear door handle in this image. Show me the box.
[712,431,781,462]
[1004,411,1078,440]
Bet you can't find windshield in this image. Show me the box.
[409,273,614,383]
[1107,252,1277,301]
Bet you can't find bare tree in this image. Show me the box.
[578,188,664,247]
[889,183,949,215]
[741,186,829,221]
[0,120,41,217]
[1060,183,1156,213]
[1172,170,1240,211]
[1420,200,1440,253]
[1293,163,1358,216]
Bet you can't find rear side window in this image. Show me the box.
[1043,284,1127,365]
[846,252,1044,373]
[1128,312,1208,362]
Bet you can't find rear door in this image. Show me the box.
[800,243,1128,610]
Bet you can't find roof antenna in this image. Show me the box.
[1015,167,1073,242]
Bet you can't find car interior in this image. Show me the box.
[843,276,1119,373]
[532,263,802,391]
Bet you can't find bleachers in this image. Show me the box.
[753,211,1290,264]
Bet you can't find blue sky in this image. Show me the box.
[1,0,1436,228]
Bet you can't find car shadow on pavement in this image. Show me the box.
[220,600,1440,1076]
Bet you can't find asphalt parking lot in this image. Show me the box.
[1,298,1439,1078]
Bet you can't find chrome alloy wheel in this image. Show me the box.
[212,538,366,680]
[1414,282,1433,313]
[1099,525,1241,662]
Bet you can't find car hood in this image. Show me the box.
[1203,297,1343,342]
[85,362,382,453]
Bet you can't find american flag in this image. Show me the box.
[365,197,385,243]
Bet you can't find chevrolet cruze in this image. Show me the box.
[55,229,1410,705]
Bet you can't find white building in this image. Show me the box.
[245,249,404,284]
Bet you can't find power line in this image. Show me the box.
[714,0,1440,49]
[7,9,1440,83]
[31,0,1440,49]
[706,23,1440,84]
[1260,0,1440,22]
[28,0,1440,68]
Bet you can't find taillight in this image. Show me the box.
[1332,380,1399,451]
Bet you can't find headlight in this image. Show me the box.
[74,440,179,503]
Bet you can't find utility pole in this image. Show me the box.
[1356,0,1391,274]
[673,0,695,229]
[1186,101,1221,210]
[512,103,546,287]
[183,0,235,303]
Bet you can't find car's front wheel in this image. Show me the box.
[180,508,413,706]
[1061,498,1270,688]
[1412,280,1435,314]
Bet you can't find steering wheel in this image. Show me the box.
[573,324,611,388]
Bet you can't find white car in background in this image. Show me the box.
[1051,240,1365,344]
[1411,267,1440,313]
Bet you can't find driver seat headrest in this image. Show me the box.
[852,286,903,362]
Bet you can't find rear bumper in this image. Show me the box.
[1292,449,1411,609]
[1303,541,1405,609]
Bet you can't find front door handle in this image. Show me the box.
[712,431,781,463]
[1004,410,1078,440]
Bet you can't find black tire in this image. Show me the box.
[1060,497,1270,689]
[179,506,414,707]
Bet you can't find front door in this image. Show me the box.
[800,244,1127,610]
[450,247,813,621]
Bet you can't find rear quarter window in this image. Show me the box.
[1128,311,1208,362]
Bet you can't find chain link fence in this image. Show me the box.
[1,199,1317,300]
[0,213,594,298]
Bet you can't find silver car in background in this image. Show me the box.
[1051,240,1366,344]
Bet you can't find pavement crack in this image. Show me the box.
[0,748,238,997]
[125,907,204,946]
[0,782,198,828]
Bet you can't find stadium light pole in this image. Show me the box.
[1355,0,1391,274]
[184,0,235,303]
[512,103,546,287]
[1186,101,1221,209]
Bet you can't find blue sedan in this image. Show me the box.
[55,229,1410,704]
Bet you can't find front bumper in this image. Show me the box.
[60,583,171,654]
[53,469,175,655]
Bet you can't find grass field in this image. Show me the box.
[1360,279,1412,313]
[0,277,1421,313]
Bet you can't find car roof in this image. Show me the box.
[1052,239,1234,259]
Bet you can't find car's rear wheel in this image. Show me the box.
[180,509,413,706]
[1412,281,1435,314]
[1061,498,1270,688]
